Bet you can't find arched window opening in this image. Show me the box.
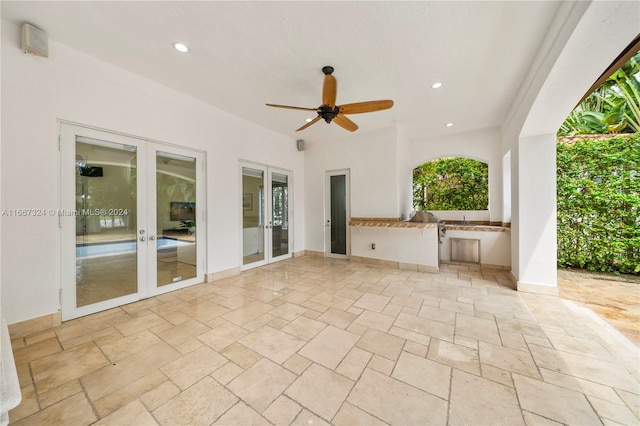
[413,157,488,211]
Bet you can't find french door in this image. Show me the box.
[241,163,292,269]
[325,169,350,259]
[60,123,205,320]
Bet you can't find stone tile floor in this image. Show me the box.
[8,257,640,425]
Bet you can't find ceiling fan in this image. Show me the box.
[266,66,394,132]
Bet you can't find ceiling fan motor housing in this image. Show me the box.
[318,105,340,123]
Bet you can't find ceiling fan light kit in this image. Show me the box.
[266,66,393,132]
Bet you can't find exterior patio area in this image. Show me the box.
[8,256,639,425]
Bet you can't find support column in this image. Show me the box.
[516,133,558,295]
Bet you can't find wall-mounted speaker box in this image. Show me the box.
[21,23,48,57]
[296,139,305,151]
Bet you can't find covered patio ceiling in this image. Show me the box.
[1,1,563,140]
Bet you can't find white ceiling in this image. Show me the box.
[1,1,563,140]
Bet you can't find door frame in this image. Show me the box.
[239,161,293,270]
[324,169,350,259]
[60,122,206,320]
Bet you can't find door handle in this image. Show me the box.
[139,236,146,242]
[149,235,156,241]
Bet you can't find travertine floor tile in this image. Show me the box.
[298,326,359,369]
[99,329,161,362]
[13,337,62,366]
[449,370,524,425]
[94,400,156,426]
[239,326,305,364]
[353,293,391,313]
[228,357,296,412]
[393,312,454,342]
[392,351,451,399]
[153,376,237,425]
[281,316,326,340]
[93,370,166,417]
[286,363,354,421]
[336,347,372,381]
[14,393,96,426]
[479,341,541,379]
[513,374,601,425]
[263,396,302,425]
[347,368,447,425]
[81,341,180,401]
[353,310,394,332]
[160,345,227,389]
[197,321,247,351]
[31,342,109,393]
[213,401,270,425]
[428,338,480,375]
[356,329,405,361]
[332,402,388,425]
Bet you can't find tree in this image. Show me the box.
[413,158,488,211]
[558,52,640,136]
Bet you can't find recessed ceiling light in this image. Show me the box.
[431,82,443,89]
[173,42,190,53]
[445,122,454,127]
[305,118,313,122]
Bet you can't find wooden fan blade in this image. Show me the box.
[333,114,358,132]
[339,100,394,115]
[322,74,337,107]
[266,103,318,112]
[296,116,322,132]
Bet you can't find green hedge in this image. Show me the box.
[557,135,640,274]
[413,158,488,211]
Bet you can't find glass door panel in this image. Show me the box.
[155,152,197,286]
[325,170,350,259]
[73,136,141,309]
[242,167,266,266]
[330,175,347,255]
[271,171,290,260]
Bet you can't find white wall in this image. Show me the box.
[1,22,304,324]
[304,127,398,253]
[408,127,503,223]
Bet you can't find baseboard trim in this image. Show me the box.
[304,250,325,258]
[8,312,62,339]
[206,267,241,282]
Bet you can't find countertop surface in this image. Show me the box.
[349,218,509,232]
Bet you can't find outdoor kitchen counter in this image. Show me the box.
[349,218,440,273]
[349,218,437,228]
[445,224,510,232]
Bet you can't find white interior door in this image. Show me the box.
[61,123,204,320]
[241,163,292,269]
[325,169,350,259]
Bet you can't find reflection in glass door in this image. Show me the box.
[155,152,198,287]
[241,164,292,269]
[75,138,139,307]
